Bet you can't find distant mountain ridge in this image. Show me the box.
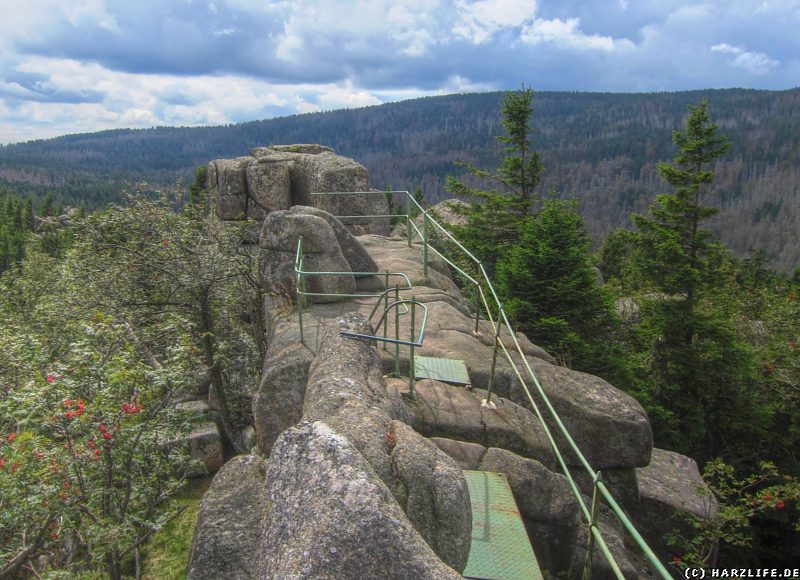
[1,88,799,271]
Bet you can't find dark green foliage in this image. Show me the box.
[411,185,426,215]
[641,297,763,462]
[449,89,627,381]
[598,227,638,284]
[187,165,208,215]
[632,100,730,309]
[38,192,54,217]
[609,101,773,464]
[496,88,543,212]
[0,191,35,273]
[496,199,626,379]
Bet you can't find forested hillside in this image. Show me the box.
[1,88,798,271]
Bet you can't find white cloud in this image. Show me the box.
[521,18,621,52]
[275,0,444,62]
[711,43,779,75]
[62,0,119,32]
[316,84,383,109]
[452,0,538,43]
[438,75,496,93]
[295,96,321,114]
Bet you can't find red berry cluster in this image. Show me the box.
[63,399,85,420]
[121,402,143,414]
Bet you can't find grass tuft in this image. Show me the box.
[139,476,212,580]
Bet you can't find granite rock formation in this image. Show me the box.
[188,147,714,579]
[208,145,390,235]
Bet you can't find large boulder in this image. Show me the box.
[388,421,472,571]
[246,156,292,214]
[512,361,653,470]
[184,422,224,476]
[253,320,315,454]
[431,437,487,470]
[259,210,355,303]
[208,157,254,220]
[479,447,581,576]
[187,455,267,579]
[258,421,463,579]
[299,315,470,570]
[303,313,407,422]
[285,150,388,235]
[289,206,379,275]
[633,448,718,561]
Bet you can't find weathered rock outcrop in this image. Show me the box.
[258,206,383,306]
[188,455,267,580]
[208,145,390,234]
[525,361,653,469]
[259,209,356,302]
[402,379,555,467]
[184,422,225,476]
[190,148,716,578]
[295,314,471,571]
[353,235,650,473]
[259,421,462,579]
[633,448,718,561]
[252,320,315,455]
[289,206,379,275]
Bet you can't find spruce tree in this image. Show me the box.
[496,199,625,378]
[187,165,209,216]
[446,86,542,274]
[629,100,763,460]
[632,99,730,318]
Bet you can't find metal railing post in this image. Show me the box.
[383,271,390,350]
[485,319,502,405]
[583,471,603,580]
[409,298,416,397]
[422,212,429,278]
[297,237,305,344]
[474,296,481,335]
[406,192,412,247]
[394,285,400,376]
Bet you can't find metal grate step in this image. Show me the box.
[462,470,542,580]
[414,355,470,385]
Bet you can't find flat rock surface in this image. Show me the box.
[403,378,555,467]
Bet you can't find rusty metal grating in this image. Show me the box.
[462,470,542,580]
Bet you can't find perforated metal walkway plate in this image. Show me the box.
[462,470,542,580]
[414,356,470,385]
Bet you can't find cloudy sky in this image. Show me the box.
[1,0,798,144]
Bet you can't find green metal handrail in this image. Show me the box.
[293,236,414,344]
[341,296,428,397]
[309,190,672,580]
